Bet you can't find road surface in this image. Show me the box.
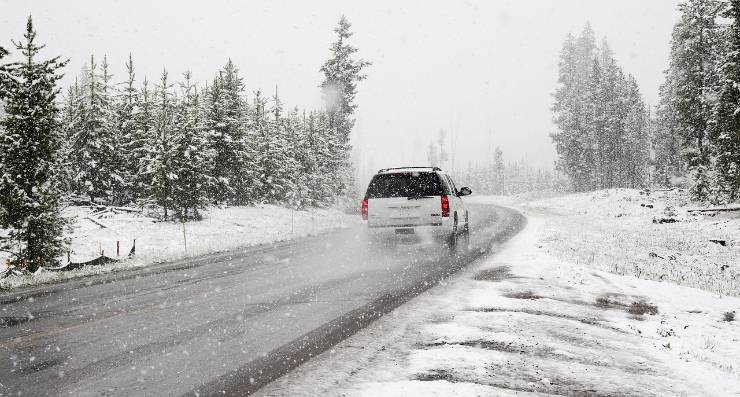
[0,202,524,396]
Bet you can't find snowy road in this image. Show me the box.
[0,202,524,396]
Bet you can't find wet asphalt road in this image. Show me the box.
[0,202,524,396]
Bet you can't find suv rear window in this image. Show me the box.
[365,172,445,198]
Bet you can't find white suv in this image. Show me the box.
[361,167,472,248]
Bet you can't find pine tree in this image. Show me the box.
[427,142,439,167]
[711,0,740,201]
[437,129,449,168]
[220,60,252,204]
[552,24,650,192]
[0,16,68,271]
[146,70,176,220]
[622,76,650,188]
[302,110,334,206]
[654,77,684,186]
[59,80,81,194]
[319,16,370,198]
[170,72,211,219]
[116,54,140,203]
[100,55,126,204]
[204,60,250,204]
[493,147,505,194]
[252,89,289,203]
[551,26,598,191]
[132,78,155,201]
[69,55,119,203]
[665,0,725,199]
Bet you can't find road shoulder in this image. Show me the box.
[256,213,740,397]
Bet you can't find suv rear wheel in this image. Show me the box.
[447,216,459,250]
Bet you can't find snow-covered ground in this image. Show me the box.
[522,189,740,297]
[256,192,740,396]
[0,205,359,290]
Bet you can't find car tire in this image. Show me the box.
[461,220,470,253]
[447,217,458,251]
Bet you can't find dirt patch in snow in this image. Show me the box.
[469,307,628,334]
[0,316,32,327]
[503,290,542,300]
[595,293,658,316]
[473,266,516,281]
[414,367,625,397]
[420,340,526,354]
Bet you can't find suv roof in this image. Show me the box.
[377,166,443,174]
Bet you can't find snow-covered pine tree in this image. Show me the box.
[319,16,370,199]
[170,71,211,220]
[553,24,650,192]
[132,78,155,201]
[100,55,126,204]
[583,57,605,189]
[622,76,650,188]
[493,147,505,195]
[204,61,250,204]
[146,69,176,220]
[437,129,449,169]
[0,16,68,271]
[220,60,253,204]
[427,142,439,167]
[252,89,286,204]
[59,80,81,194]
[711,0,740,201]
[654,76,684,187]
[305,111,332,206]
[261,88,297,204]
[116,54,141,204]
[597,40,627,188]
[308,111,335,205]
[203,74,230,203]
[551,26,597,192]
[69,55,119,203]
[664,0,725,200]
[281,105,307,208]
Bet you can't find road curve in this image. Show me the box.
[0,202,524,396]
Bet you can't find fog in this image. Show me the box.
[1,0,680,184]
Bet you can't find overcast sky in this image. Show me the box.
[1,0,681,183]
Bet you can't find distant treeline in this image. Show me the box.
[0,16,368,270]
[554,1,740,204]
[551,24,650,193]
[62,17,369,220]
[460,152,567,196]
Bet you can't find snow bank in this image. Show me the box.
[1,205,359,290]
[525,188,740,297]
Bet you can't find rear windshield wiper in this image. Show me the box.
[407,195,434,200]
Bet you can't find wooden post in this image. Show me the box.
[116,241,120,257]
[182,221,188,254]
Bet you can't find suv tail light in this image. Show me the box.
[361,198,369,220]
[441,195,450,217]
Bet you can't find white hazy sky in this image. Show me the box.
[1,0,681,182]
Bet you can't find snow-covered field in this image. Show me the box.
[0,205,359,290]
[256,192,740,396]
[522,189,740,297]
